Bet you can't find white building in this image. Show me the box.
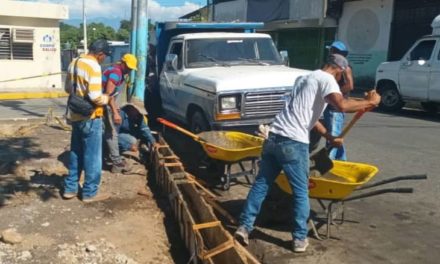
[0,0,68,93]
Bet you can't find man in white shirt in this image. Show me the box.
[235,54,381,253]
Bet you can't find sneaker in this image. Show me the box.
[111,160,132,173]
[82,192,111,203]
[234,226,249,246]
[62,192,77,199]
[293,238,309,253]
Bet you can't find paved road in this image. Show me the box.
[0,98,67,120]
[163,106,440,264]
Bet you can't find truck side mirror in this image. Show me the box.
[279,50,289,66]
[165,54,178,72]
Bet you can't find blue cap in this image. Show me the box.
[326,41,348,52]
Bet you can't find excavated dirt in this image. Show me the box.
[0,121,187,264]
[200,131,256,149]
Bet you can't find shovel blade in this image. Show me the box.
[310,148,334,175]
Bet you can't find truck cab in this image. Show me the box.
[375,15,440,112]
[154,22,309,132]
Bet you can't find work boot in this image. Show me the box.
[62,192,77,200]
[82,192,111,203]
[234,226,249,246]
[111,159,132,173]
[292,238,309,253]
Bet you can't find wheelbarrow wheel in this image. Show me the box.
[220,175,230,191]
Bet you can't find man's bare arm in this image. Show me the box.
[326,90,380,113]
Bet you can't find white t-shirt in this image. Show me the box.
[270,70,341,144]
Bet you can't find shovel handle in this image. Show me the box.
[157,118,202,141]
[339,107,372,138]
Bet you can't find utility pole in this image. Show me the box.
[82,0,88,53]
[128,0,138,101]
[133,0,148,101]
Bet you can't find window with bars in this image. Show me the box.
[0,28,34,60]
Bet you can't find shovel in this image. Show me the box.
[310,108,371,175]
[157,118,207,142]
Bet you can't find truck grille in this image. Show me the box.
[243,91,288,117]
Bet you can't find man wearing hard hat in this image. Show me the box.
[102,53,138,173]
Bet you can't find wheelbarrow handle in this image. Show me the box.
[157,118,204,142]
[356,174,427,191]
[343,188,414,202]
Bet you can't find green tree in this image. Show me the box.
[116,19,131,42]
[60,22,80,49]
[119,19,131,31]
[85,22,116,44]
[116,28,130,42]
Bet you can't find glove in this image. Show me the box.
[256,124,270,139]
[94,94,109,105]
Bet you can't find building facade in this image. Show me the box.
[0,0,68,92]
[210,0,440,88]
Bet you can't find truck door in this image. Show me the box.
[398,39,436,100]
[429,41,440,101]
[160,41,183,116]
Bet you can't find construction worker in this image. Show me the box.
[116,103,158,154]
[308,41,354,157]
[235,54,381,253]
[102,53,138,173]
[323,41,354,160]
[63,39,111,203]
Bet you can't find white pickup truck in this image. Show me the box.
[375,15,440,112]
[155,22,309,132]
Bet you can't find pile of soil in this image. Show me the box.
[0,121,186,263]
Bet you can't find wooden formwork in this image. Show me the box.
[151,136,260,264]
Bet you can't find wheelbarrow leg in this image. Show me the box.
[326,201,335,239]
[221,164,232,191]
[309,218,323,241]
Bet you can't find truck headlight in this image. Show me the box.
[220,95,240,111]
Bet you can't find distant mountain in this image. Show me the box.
[63,17,123,29]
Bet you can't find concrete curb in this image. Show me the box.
[0,91,68,100]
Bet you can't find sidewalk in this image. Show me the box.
[0,97,66,120]
[0,91,67,100]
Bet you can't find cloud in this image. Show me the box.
[40,0,201,21]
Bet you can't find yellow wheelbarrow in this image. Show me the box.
[275,160,427,239]
[157,118,264,190]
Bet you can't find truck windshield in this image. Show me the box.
[186,38,283,68]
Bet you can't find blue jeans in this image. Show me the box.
[104,106,122,164]
[324,108,347,161]
[65,118,103,199]
[239,133,310,240]
[118,133,137,152]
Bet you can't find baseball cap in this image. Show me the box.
[122,99,148,115]
[89,39,111,56]
[122,53,138,70]
[326,41,348,52]
[327,54,348,70]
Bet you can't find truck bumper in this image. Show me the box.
[211,118,274,133]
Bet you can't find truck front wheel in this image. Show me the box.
[190,111,209,133]
[378,83,404,112]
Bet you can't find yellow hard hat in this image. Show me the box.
[122,53,137,70]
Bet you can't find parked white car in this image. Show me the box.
[375,15,440,112]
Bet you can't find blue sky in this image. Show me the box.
[38,0,205,21]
